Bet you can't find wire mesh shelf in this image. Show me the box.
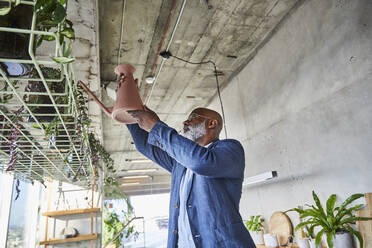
[0,0,94,185]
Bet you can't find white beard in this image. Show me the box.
[182,120,207,141]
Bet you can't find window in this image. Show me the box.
[0,175,41,248]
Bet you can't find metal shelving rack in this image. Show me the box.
[0,0,94,185]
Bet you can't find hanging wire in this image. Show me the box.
[164,53,228,139]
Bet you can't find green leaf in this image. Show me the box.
[300,209,321,219]
[4,94,13,100]
[344,226,363,248]
[326,232,334,248]
[36,36,44,47]
[315,228,325,247]
[39,19,59,26]
[52,3,66,23]
[35,0,50,11]
[63,41,73,57]
[15,0,21,6]
[59,0,66,5]
[339,216,372,226]
[338,194,364,213]
[286,208,304,214]
[52,56,75,64]
[60,27,75,39]
[326,194,337,217]
[65,19,73,28]
[43,35,55,41]
[254,215,260,223]
[307,224,316,239]
[295,220,317,232]
[0,7,11,15]
[336,204,364,221]
[312,191,327,219]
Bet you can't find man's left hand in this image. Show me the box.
[127,106,160,132]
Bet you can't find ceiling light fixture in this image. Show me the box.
[125,158,152,163]
[124,168,158,173]
[122,175,151,179]
[145,76,155,84]
[243,171,278,186]
[121,182,140,186]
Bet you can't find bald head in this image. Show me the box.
[191,108,223,136]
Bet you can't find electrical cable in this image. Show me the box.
[160,51,228,138]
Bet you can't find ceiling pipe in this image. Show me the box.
[117,0,126,67]
[145,0,188,105]
[148,0,177,77]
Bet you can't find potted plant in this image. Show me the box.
[287,191,372,248]
[103,203,138,248]
[245,215,265,245]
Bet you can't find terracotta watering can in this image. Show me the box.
[78,64,144,124]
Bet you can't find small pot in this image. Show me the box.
[264,233,279,248]
[309,239,321,248]
[250,230,264,245]
[298,238,310,248]
[322,231,354,248]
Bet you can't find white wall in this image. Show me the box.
[208,0,372,231]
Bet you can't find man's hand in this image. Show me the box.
[128,106,160,132]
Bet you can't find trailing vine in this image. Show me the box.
[1,0,120,192]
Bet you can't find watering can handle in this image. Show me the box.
[78,80,113,116]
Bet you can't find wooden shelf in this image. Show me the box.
[40,233,98,245]
[42,208,100,217]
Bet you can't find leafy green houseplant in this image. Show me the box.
[287,191,372,248]
[245,215,265,245]
[103,202,138,248]
[245,215,264,232]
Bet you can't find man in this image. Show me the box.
[127,106,256,248]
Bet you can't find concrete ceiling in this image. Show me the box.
[98,0,300,195]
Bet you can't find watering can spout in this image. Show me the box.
[78,64,144,124]
[78,80,113,117]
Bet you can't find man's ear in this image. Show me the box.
[208,119,218,129]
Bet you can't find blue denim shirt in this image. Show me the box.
[127,122,256,248]
[178,168,196,248]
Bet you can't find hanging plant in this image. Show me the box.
[74,82,91,130]
[35,0,74,43]
[88,132,115,174]
[103,177,124,199]
[0,78,18,105]
[6,106,24,171]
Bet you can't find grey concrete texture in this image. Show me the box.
[98,0,300,160]
[207,0,372,230]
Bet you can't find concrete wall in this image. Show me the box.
[208,0,372,232]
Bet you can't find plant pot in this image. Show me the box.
[298,238,310,248]
[309,239,321,248]
[250,230,264,245]
[322,231,354,248]
[264,233,279,248]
